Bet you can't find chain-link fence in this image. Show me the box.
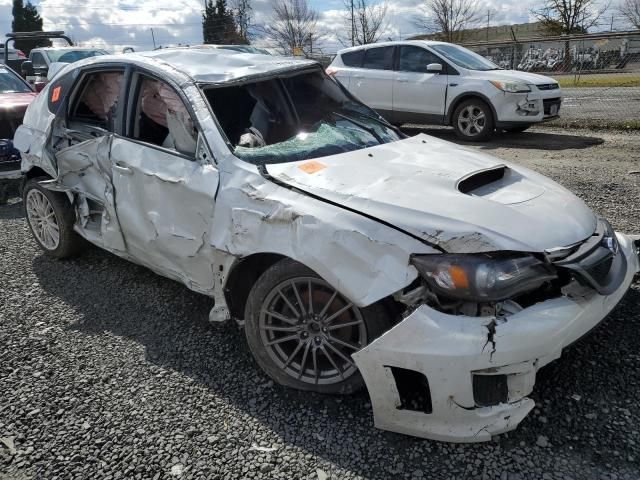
[462,31,640,127]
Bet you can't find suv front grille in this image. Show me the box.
[537,83,559,91]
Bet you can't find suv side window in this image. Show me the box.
[31,52,47,69]
[362,47,394,71]
[128,74,197,157]
[341,49,364,68]
[69,69,125,130]
[399,46,442,73]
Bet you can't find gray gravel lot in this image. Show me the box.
[1,126,640,480]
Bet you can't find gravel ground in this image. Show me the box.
[1,126,640,480]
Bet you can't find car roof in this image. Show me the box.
[336,40,452,55]
[71,48,319,84]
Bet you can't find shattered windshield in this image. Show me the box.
[203,69,402,164]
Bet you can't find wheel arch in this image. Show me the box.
[20,167,52,194]
[224,252,288,321]
[446,92,497,126]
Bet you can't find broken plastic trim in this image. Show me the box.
[258,163,445,252]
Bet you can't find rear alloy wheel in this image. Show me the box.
[245,259,389,394]
[23,177,83,258]
[453,99,494,141]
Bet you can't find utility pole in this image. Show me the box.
[350,0,355,46]
[151,28,157,49]
[486,9,491,56]
[610,14,614,31]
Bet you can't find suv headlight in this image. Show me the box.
[411,254,556,302]
[490,80,531,93]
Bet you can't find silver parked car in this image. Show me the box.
[15,49,640,442]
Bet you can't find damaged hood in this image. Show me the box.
[266,134,596,253]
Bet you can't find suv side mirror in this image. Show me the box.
[426,63,443,73]
[21,60,34,77]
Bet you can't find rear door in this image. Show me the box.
[348,46,395,119]
[393,45,448,123]
[109,70,219,293]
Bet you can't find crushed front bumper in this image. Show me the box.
[354,233,639,442]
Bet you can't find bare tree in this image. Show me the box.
[619,0,640,29]
[531,0,610,34]
[414,0,481,43]
[342,0,389,46]
[233,0,253,43]
[263,0,321,55]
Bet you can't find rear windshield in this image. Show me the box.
[203,69,401,165]
[45,49,108,63]
[0,68,31,93]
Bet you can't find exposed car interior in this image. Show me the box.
[203,70,401,164]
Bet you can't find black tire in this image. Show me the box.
[245,258,391,395]
[452,98,494,142]
[23,177,83,259]
[503,125,530,133]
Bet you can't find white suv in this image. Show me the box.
[328,40,563,141]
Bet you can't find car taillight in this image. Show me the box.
[17,50,26,58]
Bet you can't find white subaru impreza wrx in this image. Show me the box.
[328,40,563,141]
[14,49,638,442]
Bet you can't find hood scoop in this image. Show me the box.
[457,166,507,194]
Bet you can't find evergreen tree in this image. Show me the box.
[12,0,50,55]
[202,0,243,44]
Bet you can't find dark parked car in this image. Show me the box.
[0,63,36,203]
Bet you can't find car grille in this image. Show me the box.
[543,98,561,116]
[552,219,626,296]
[537,83,559,91]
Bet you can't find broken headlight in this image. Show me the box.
[411,254,556,302]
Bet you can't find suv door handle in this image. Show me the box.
[398,78,409,83]
[449,83,458,87]
[114,163,133,175]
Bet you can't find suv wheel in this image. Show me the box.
[244,259,390,395]
[453,99,494,141]
[23,177,83,258]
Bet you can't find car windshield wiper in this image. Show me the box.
[331,111,385,144]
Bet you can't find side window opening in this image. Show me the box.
[399,46,442,73]
[341,49,364,68]
[69,70,124,131]
[31,52,46,69]
[130,76,197,157]
[362,47,394,71]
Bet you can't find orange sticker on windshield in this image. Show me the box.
[298,160,327,174]
[51,86,61,102]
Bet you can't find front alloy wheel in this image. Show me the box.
[245,259,389,394]
[453,99,494,141]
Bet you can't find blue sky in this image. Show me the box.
[0,0,590,54]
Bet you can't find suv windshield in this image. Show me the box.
[203,69,401,164]
[0,68,31,93]
[430,44,500,71]
[45,49,108,63]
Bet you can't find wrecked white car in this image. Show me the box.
[15,50,640,442]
